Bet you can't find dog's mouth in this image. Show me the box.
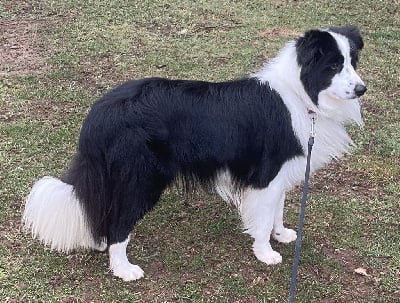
[326,91,358,102]
[346,93,360,100]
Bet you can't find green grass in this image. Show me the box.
[1,0,399,302]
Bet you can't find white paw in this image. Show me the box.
[253,247,282,265]
[273,228,297,243]
[112,263,144,281]
[91,240,107,252]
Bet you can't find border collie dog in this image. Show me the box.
[23,26,366,281]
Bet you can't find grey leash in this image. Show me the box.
[288,112,316,303]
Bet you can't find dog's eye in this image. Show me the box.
[330,63,341,71]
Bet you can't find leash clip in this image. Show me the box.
[307,109,317,138]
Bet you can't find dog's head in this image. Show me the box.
[296,25,366,124]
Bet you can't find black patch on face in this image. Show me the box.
[296,30,344,105]
[328,25,363,68]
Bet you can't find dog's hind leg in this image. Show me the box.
[106,162,170,281]
[107,183,164,281]
[106,188,163,281]
[109,236,144,281]
[240,181,285,265]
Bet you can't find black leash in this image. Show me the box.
[288,112,316,303]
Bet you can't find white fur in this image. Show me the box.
[109,236,144,281]
[22,176,106,252]
[217,31,364,265]
[214,170,242,207]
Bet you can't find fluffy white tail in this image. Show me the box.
[22,176,101,252]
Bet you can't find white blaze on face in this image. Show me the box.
[319,32,365,101]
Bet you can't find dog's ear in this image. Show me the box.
[295,30,336,67]
[328,25,363,68]
[328,25,364,51]
[295,30,340,105]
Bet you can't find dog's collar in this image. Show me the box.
[307,108,316,115]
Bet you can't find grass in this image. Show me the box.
[1,0,399,302]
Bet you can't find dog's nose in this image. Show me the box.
[354,84,367,97]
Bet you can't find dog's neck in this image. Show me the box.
[252,41,317,112]
[252,41,362,168]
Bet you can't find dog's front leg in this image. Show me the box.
[272,192,297,243]
[241,184,284,265]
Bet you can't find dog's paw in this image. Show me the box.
[272,228,297,243]
[112,262,144,281]
[253,247,282,265]
[91,240,108,252]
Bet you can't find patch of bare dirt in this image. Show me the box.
[321,246,383,301]
[0,20,48,76]
[311,158,397,202]
[259,27,301,39]
[77,56,127,92]
[3,0,44,17]
[0,98,81,125]
[253,26,301,66]
[0,0,53,77]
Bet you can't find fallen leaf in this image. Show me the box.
[354,267,371,277]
